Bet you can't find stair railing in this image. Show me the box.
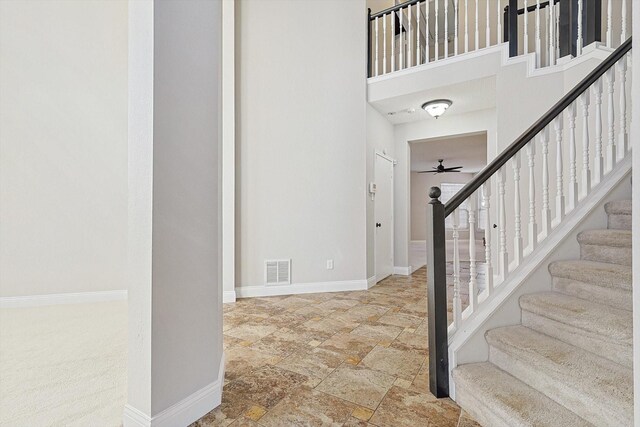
[426,36,632,398]
[368,0,629,78]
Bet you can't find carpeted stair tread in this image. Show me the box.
[548,260,631,291]
[578,229,632,266]
[577,229,632,247]
[486,325,632,426]
[519,292,632,367]
[519,292,631,343]
[452,363,592,427]
[604,200,632,215]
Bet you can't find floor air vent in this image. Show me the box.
[265,259,291,285]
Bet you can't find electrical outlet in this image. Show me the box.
[326,259,334,270]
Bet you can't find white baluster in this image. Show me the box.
[486,0,490,48]
[549,2,556,66]
[554,115,565,221]
[444,0,449,58]
[524,0,529,54]
[541,127,552,236]
[526,142,537,251]
[452,208,462,328]
[383,15,387,74]
[444,1,449,58]
[497,0,502,44]
[535,0,541,67]
[482,182,493,294]
[606,0,612,48]
[593,78,604,183]
[555,3,560,59]
[465,0,469,53]
[435,0,439,60]
[375,17,379,76]
[400,8,404,69]
[621,0,627,43]
[513,152,523,264]
[579,92,591,194]
[416,3,420,66]
[498,166,508,280]
[618,56,628,158]
[454,0,459,56]
[568,102,578,209]
[391,11,396,71]
[468,195,478,312]
[577,0,583,56]
[425,2,430,63]
[605,67,616,172]
[408,5,412,68]
[475,0,479,51]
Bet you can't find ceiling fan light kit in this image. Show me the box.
[421,99,452,119]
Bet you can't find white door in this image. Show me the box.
[374,153,394,282]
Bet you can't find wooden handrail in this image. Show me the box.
[444,36,631,217]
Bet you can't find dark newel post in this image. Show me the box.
[583,0,602,46]
[559,0,576,57]
[426,187,449,398]
[508,0,518,57]
[367,8,372,78]
[503,6,509,43]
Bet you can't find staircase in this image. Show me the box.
[453,200,632,426]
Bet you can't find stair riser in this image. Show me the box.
[454,385,513,427]
[552,277,632,311]
[521,311,632,369]
[580,244,632,266]
[489,345,630,426]
[608,214,632,230]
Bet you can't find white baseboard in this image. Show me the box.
[0,290,128,308]
[223,290,236,304]
[123,352,225,427]
[367,276,377,289]
[236,279,368,298]
[393,266,412,276]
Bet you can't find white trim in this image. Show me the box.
[223,290,236,303]
[393,266,412,275]
[123,352,225,427]
[367,276,377,289]
[236,279,368,298]
[0,290,128,308]
[448,156,632,399]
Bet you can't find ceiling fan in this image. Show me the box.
[418,159,463,174]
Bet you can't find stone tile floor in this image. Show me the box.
[192,267,481,427]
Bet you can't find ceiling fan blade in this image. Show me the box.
[416,170,432,173]
[443,170,460,173]
[442,167,463,172]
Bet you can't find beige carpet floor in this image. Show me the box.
[0,301,127,427]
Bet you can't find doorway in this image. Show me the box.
[374,152,395,282]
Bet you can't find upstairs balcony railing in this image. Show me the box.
[367,0,630,78]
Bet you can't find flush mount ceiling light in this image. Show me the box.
[421,99,452,119]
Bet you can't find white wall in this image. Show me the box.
[126,0,223,423]
[0,0,128,297]
[236,0,367,288]
[410,171,475,241]
[366,104,395,278]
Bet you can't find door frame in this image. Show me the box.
[374,150,396,282]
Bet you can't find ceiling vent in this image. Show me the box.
[265,259,291,285]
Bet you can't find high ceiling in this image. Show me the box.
[410,132,487,173]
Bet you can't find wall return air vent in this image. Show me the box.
[265,259,291,285]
